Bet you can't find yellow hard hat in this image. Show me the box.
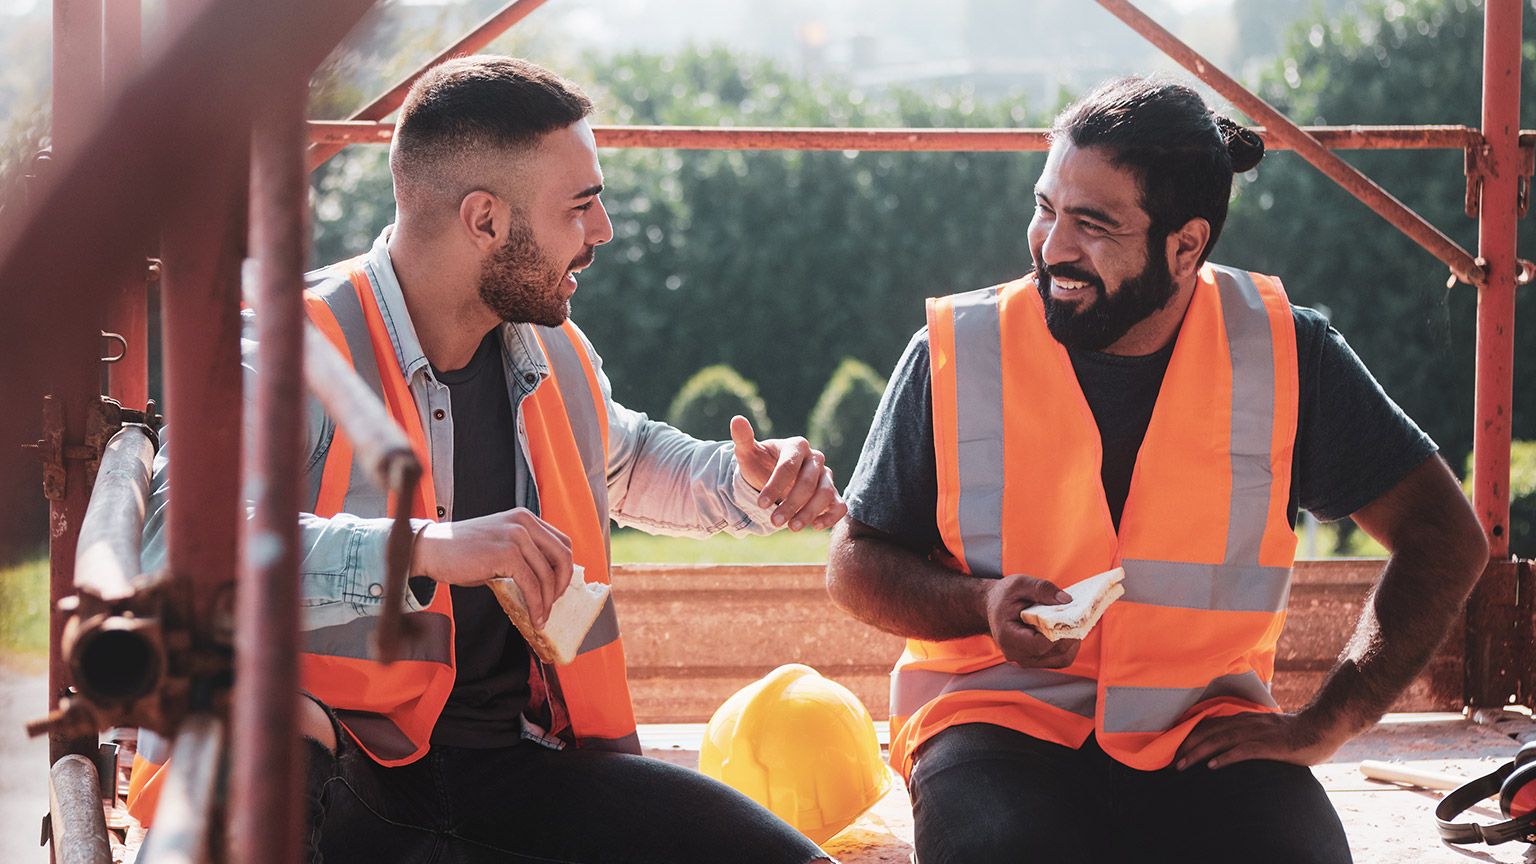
[699,664,893,845]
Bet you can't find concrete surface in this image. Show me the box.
[1,655,49,864]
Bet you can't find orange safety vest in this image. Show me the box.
[129,260,637,824]
[887,263,1299,777]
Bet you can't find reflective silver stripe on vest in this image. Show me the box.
[1119,559,1291,614]
[308,273,387,517]
[947,288,1006,577]
[330,708,418,762]
[534,324,620,656]
[1102,670,1277,734]
[1212,266,1275,567]
[303,610,454,663]
[890,664,1098,718]
[137,728,171,764]
[578,730,642,755]
[577,596,620,654]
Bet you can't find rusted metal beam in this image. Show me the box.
[229,72,309,864]
[307,0,551,171]
[1472,0,1524,557]
[48,755,112,864]
[103,0,148,410]
[49,0,108,770]
[310,121,1490,152]
[1094,0,1485,287]
[159,146,247,649]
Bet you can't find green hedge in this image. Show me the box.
[667,364,773,440]
[808,357,887,483]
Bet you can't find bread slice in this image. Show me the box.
[1017,567,1125,642]
[489,565,609,666]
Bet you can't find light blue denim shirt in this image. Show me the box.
[141,227,780,632]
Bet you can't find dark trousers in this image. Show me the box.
[908,723,1352,864]
[300,732,828,864]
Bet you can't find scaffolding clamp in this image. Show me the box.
[23,396,162,500]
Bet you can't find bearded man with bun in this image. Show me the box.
[827,76,1488,863]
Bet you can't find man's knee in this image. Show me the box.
[298,696,338,753]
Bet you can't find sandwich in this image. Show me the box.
[1017,566,1125,642]
[489,564,609,666]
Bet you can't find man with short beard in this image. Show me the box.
[130,56,843,864]
[826,76,1488,863]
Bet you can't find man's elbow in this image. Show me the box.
[825,519,862,616]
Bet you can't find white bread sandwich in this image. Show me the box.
[489,564,609,666]
[1017,566,1125,642]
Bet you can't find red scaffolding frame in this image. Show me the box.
[2,0,1528,860]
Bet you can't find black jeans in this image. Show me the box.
[908,723,1352,864]
[300,723,828,864]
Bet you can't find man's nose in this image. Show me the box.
[1037,220,1080,265]
[588,197,613,247]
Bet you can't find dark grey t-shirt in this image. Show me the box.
[430,330,532,748]
[844,305,1437,552]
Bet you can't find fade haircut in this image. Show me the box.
[1050,76,1264,263]
[390,56,594,215]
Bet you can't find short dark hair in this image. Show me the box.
[391,56,593,204]
[1050,76,1264,263]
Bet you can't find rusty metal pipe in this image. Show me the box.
[230,71,309,864]
[48,754,112,864]
[1093,0,1484,287]
[307,0,551,170]
[1472,0,1525,558]
[310,121,1490,152]
[133,714,223,864]
[74,426,155,604]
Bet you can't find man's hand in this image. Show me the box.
[730,415,848,531]
[411,508,573,628]
[1173,711,1348,771]
[984,574,1080,669]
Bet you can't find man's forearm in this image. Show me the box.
[1299,457,1488,745]
[826,518,991,641]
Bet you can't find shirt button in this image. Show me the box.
[367,583,383,598]
[436,506,446,518]
[433,409,445,420]
[523,373,537,385]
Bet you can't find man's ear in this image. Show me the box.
[1167,217,1211,280]
[458,190,502,254]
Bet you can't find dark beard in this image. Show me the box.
[477,219,571,328]
[1034,240,1177,352]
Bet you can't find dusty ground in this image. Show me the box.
[2,656,49,864]
[8,665,1536,863]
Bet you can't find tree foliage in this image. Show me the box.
[666,364,773,440]
[571,47,1045,434]
[808,357,888,481]
[1220,0,1536,472]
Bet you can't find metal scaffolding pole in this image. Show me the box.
[48,0,107,769]
[229,72,309,864]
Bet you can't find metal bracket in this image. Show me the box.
[23,396,164,500]
[1518,137,1533,218]
[1466,142,1489,219]
[1465,138,1534,219]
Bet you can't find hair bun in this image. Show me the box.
[1215,114,1265,173]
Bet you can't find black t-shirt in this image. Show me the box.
[429,330,532,748]
[844,305,1437,552]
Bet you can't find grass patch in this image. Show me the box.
[610,526,831,564]
[0,556,48,656]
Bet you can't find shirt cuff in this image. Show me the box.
[731,466,778,528]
